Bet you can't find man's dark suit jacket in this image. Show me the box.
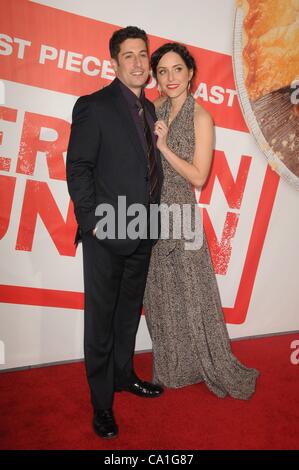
[66,78,163,255]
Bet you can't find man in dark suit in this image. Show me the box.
[66,26,163,439]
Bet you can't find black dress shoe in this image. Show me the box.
[93,408,118,439]
[120,379,164,398]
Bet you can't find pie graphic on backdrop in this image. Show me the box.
[242,0,299,100]
[233,0,299,189]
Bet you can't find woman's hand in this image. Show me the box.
[154,120,169,152]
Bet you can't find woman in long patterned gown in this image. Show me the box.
[143,43,259,399]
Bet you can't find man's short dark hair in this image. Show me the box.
[109,26,148,61]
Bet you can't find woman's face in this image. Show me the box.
[155,51,193,99]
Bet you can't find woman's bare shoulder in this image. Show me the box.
[194,101,214,125]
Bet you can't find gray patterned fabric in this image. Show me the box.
[143,95,259,399]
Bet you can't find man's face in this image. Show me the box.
[111,38,150,95]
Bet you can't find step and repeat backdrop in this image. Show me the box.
[0,0,298,369]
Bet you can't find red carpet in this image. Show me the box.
[0,333,298,450]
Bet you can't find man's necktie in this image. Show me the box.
[136,100,159,203]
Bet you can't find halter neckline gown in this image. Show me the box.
[143,95,259,399]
